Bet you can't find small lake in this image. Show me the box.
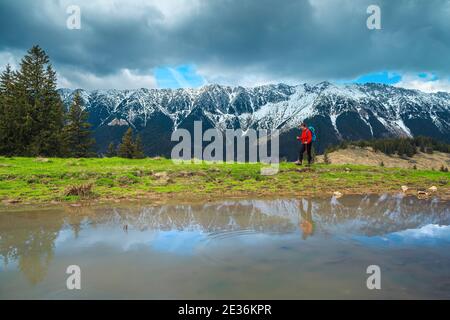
[1,194,449,299]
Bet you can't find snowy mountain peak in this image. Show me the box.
[58,82,450,157]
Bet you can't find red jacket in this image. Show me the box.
[297,128,312,144]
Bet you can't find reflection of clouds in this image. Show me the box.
[55,227,158,252]
[351,224,450,247]
[152,230,207,255]
[0,256,18,270]
[55,226,209,256]
[397,224,450,240]
[1,194,449,285]
[55,224,294,257]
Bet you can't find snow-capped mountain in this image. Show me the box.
[59,82,450,159]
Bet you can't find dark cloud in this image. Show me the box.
[0,0,448,88]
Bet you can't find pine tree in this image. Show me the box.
[0,64,31,156]
[106,142,117,157]
[15,45,64,156]
[62,91,96,157]
[0,64,15,155]
[133,135,145,159]
[117,128,146,159]
[117,128,136,159]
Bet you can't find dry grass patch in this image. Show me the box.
[64,183,94,198]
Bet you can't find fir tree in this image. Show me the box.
[15,45,65,156]
[0,64,31,156]
[62,91,96,157]
[106,142,117,157]
[117,128,146,159]
[0,64,16,155]
[117,128,136,159]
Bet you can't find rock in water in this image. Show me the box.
[417,191,429,199]
[333,191,343,198]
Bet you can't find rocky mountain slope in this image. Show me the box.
[59,82,450,159]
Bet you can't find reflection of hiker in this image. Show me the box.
[295,123,315,166]
[299,199,314,240]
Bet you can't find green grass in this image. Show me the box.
[0,156,448,204]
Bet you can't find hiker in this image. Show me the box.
[295,122,314,165]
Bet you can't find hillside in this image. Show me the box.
[316,145,450,170]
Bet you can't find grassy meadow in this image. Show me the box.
[0,156,449,205]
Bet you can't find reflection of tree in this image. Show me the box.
[0,211,64,285]
[18,228,57,285]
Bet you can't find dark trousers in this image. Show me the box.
[299,143,312,164]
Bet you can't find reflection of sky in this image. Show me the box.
[0,256,18,270]
[53,225,297,257]
[54,226,211,256]
[151,230,207,255]
[7,195,449,264]
[52,222,450,259]
[351,224,450,247]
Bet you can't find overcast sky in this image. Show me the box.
[0,0,449,91]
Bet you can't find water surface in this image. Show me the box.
[1,194,449,299]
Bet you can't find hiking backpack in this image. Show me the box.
[309,126,317,142]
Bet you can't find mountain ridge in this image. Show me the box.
[58,82,450,159]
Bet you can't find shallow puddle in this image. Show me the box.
[1,194,449,299]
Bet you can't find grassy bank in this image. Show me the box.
[0,156,449,205]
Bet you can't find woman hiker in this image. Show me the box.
[295,122,313,166]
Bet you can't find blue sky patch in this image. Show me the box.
[154,64,206,89]
[343,71,402,85]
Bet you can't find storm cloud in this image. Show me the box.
[0,0,448,89]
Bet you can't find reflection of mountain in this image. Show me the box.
[92,195,449,236]
[0,195,449,284]
[316,194,450,236]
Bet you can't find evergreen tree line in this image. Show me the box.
[327,136,450,157]
[0,45,94,157]
[0,45,146,159]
